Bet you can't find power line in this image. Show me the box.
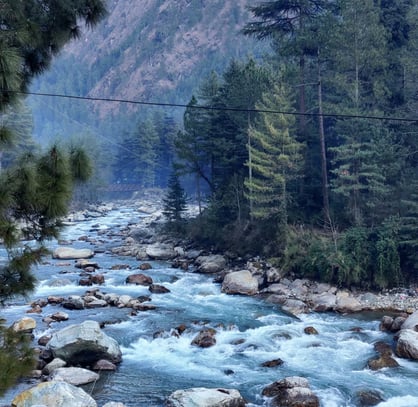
[6,89,418,123]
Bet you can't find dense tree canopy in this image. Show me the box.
[172,0,418,290]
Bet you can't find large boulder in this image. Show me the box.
[221,270,258,296]
[400,310,418,331]
[309,293,337,312]
[396,329,418,360]
[52,247,94,260]
[145,243,176,260]
[195,255,227,273]
[165,387,246,407]
[335,291,362,313]
[47,320,122,366]
[11,381,97,407]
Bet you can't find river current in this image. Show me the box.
[1,203,418,407]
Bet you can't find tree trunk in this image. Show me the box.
[317,52,330,223]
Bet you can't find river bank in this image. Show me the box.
[101,198,418,317]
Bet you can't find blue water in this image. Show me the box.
[1,203,418,407]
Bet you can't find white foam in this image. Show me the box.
[377,395,418,406]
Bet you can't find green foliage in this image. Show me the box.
[0,322,36,396]
[245,83,302,226]
[163,171,188,233]
[112,113,177,188]
[69,146,93,182]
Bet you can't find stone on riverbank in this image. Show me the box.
[11,380,97,407]
[53,247,94,260]
[145,243,176,260]
[165,387,246,407]
[195,254,227,273]
[47,320,122,366]
[11,317,36,333]
[221,270,259,296]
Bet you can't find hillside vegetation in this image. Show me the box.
[28,0,263,143]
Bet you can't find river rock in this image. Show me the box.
[139,262,152,270]
[86,299,108,308]
[262,376,319,407]
[396,329,418,360]
[149,283,171,293]
[335,291,362,313]
[195,254,227,273]
[62,295,85,310]
[42,358,67,375]
[50,312,69,322]
[11,317,36,333]
[47,320,122,365]
[400,310,418,331]
[261,358,284,368]
[221,270,259,296]
[304,326,318,335]
[11,380,97,407]
[92,359,117,371]
[126,273,153,286]
[145,243,176,260]
[281,299,309,315]
[309,292,337,312]
[367,342,399,370]
[49,367,99,386]
[354,389,385,406]
[263,283,291,295]
[265,266,283,284]
[52,247,94,260]
[75,259,100,269]
[191,328,217,348]
[165,387,246,407]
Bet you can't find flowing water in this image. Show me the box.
[1,203,418,407]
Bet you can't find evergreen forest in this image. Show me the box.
[169,0,418,290]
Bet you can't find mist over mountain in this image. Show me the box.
[28,0,266,144]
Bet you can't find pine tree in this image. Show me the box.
[163,171,188,227]
[245,83,302,236]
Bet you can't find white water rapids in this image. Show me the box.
[1,203,418,406]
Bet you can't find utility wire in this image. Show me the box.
[7,89,418,123]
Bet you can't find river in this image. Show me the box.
[1,202,418,407]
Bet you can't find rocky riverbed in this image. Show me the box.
[4,197,418,407]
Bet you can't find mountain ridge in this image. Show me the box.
[30,0,265,128]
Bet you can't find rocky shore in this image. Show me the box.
[5,198,418,407]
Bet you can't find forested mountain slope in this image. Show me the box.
[28,0,263,142]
